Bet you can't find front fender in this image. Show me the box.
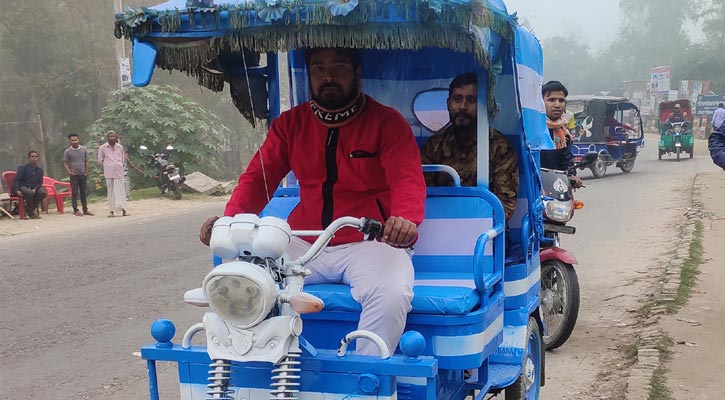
[540,247,578,265]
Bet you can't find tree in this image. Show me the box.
[87,85,233,189]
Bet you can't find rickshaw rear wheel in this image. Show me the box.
[505,317,542,400]
[620,158,635,173]
[541,260,580,350]
[689,149,694,159]
[658,150,662,160]
[590,158,607,178]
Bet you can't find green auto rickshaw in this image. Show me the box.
[658,100,694,161]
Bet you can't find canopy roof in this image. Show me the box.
[115,0,514,91]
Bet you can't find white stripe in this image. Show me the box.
[504,266,541,297]
[396,376,428,386]
[501,325,528,350]
[413,279,476,289]
[432,314,504,357]
[516,63,545,113]
[182,384,398,399]
[415,218,493,256]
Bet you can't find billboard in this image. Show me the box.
[695,94,725,117]
[650,66,671,93]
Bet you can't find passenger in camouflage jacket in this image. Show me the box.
[420,73,519,222]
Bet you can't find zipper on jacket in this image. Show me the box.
[375,198,388,222]
[321,127,339,228]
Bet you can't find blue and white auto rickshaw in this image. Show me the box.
[115,0,556,398]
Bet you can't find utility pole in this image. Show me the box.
[36,112,48,176]
[114,0,128,90]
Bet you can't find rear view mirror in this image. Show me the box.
[412,89,449,132]
[139,145,148,150]
[166,145,174,151]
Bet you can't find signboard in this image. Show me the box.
[680,80,689,96]
[650,66,671,93]
[695,94,725,117]
[691,81,703,102]
[120,57,131,88]
[668,90,678,101]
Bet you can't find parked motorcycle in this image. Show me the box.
[139,145,186,200]
[539,152,597,350]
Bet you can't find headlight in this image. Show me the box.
[544,199,573,222]
[203,261,277,328]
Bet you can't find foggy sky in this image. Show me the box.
[504,0,621,52]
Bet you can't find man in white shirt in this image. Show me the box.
[97,131,129,217]
[711,103,725,132]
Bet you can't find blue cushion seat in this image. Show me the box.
[305,272,479,315]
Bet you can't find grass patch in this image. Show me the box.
[668,220,704,313]
[625,337,641,368]
[648,335,674,400]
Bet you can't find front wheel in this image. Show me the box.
[689,148,694,159]
[541,260,580,350]
[170,182,182,200]
[505,318,543,400]
[590,157,607,178]
[676,146,681,162]
[658,149,662,160]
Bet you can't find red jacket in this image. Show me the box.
[225,96,426,245]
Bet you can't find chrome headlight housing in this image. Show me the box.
[544,199,574,222]
[202,261,278,328]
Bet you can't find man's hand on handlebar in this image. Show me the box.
[379,216,417,248]
[569,175,584,189]
[199,216,220,246]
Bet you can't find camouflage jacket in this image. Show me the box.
[420,126,519,222]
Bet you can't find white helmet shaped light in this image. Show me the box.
[253,217,291,259]
[230,214,260,256]
[210,216,237,259]
[203,261,278,328]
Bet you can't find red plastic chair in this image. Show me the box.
[1,171,27,219]
[43,176,73,214]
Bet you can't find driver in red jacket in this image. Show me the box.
[200,47,426,356]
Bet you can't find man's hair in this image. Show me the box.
[68,133,79,139]
[449,73,477,94]
[719,103,724,108]
[542,80,568,97]
[304,47,362,69]
[28,150,38,157]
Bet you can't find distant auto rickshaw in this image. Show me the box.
[567,96,645,178]
[658,100,694,161]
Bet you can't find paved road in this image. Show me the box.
[0,136,718,400]
[541,136,717,399]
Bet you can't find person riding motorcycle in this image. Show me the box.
[540,81,582,188]
[666,103,689,124]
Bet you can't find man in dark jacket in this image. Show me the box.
[12,150,47,219]
[540,80,582,188]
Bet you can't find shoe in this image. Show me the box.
[74,210,84,216]
[30,213,41,219]
[122,209,129,217]
[83,210,94,216]
[108,211,115,218]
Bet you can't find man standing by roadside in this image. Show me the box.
[63,134,94,216]
[12,151,47,219]
[709,103,725,171]
[97,131,129,217]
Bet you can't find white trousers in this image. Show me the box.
[286,237,414,356]
[106,178,126,212]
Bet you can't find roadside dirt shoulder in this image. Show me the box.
[662,172,725,399]
[0,196,228,242]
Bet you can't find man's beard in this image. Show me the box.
[451,111,476,132]
[311,80,360,110]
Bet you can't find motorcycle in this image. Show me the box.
[139,145,186,200]
[540,152,597,350]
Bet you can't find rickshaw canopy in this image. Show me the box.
[115,0,554,150]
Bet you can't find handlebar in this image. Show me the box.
[286,217,382,267]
